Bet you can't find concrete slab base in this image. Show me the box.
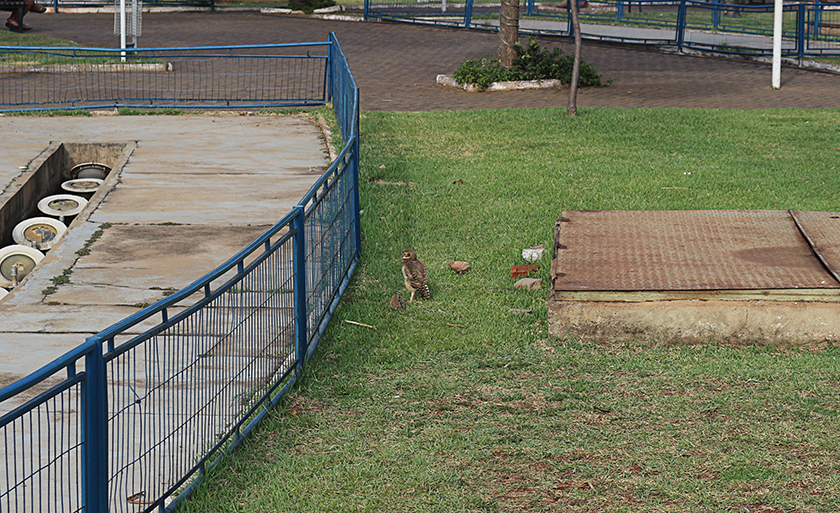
[548,299,840,347]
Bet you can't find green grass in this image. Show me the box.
[180,108,840,512]
[0,32,78,47]
[813,55,840,66]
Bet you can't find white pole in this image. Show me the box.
[772,0,783,89]
[120,0,127,62]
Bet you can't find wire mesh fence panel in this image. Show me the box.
[681,2,803,54]
[706,2,780,35]
[808,3,840,52]
[529,0,676,29]
[330,45,355,141]
[104,238,297,512]
[0,45,329,110]
[303,151,358,342]
[0,371,85,513]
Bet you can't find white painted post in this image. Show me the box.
[772,0,783,89]
[120,0,127,62]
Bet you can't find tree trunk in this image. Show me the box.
[567,0,582,116]
[498,0,520,68]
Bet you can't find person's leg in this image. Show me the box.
[7,0,41,30]
[7,4,22,23]
[29,0,46,13]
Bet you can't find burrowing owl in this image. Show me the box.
[401,249,430,302]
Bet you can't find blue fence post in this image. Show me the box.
[82,338,108,513]
[292,206,308,371]
[676,0,687,51]
[813,0,820,35]
[351,89,362,259]
[464,0,473,29]
[797,3,806,62]
[327,33,335,103]
[364,0,370,23]
[567,0,573,40]
[713,0,721,30]
[617,0,624,22]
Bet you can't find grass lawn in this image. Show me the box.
[180,107,840,512]
[0,32,79,46]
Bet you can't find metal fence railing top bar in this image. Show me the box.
[0,42,332,53]
[1,33,360,513]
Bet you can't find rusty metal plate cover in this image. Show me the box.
[554,210,840,291]
[792,210,840,280]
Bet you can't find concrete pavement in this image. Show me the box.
[0,113,330,388]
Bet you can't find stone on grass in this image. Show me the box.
[522,244,545,262]
[449,261,471,275]
[514,278,542,290]
[510,264,539,279]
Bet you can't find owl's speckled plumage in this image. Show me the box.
[401,249,430,302]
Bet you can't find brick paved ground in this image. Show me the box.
[30,11,840,110]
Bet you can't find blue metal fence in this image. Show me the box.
[0,32,360,513]
[0,42,330,111]
[365,0,840,58]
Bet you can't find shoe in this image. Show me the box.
[30,4,46,13]
[20,22,32,30]
[5,18,21,31]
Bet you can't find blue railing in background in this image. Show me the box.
[0,32,360,513]
[0,42,331,111]
[365,0,840,59]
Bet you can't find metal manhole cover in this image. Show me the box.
[553,210,840,292]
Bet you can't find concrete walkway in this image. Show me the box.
[0,114,330,388]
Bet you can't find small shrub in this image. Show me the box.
[453,39,610,91]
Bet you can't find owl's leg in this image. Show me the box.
[409,290,416,302]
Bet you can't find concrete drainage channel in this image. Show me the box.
[0,142,133,300]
